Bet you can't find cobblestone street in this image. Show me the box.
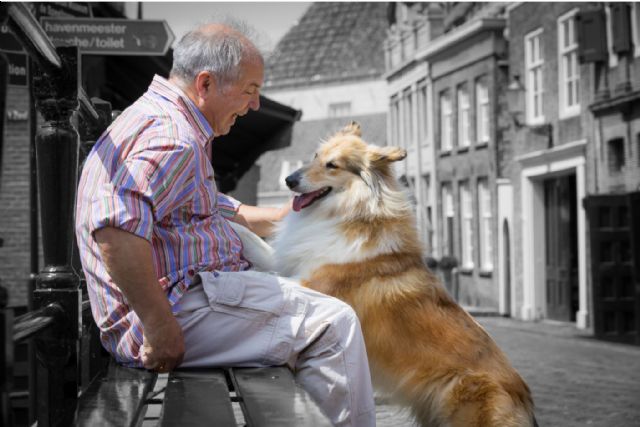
[374,316,640,427]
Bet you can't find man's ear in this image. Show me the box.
[194,71,215,98]
[368,146,407,165]
[336,121,362,137]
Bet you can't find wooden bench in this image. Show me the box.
[74,363,330,426]
[0,4,332,426]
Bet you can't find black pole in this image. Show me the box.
[27,54,38,426]
[31,45,81,427]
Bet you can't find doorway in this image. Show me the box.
[544,174,579,321]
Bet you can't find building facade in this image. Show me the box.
[504,2,597,329]
[385,3,508,312]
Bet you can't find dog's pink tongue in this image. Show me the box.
[293,190,322,212]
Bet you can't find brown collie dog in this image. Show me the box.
[270,122,536,426]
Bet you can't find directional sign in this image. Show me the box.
[40,17,175,56]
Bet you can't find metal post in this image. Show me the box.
[31,45,82,427]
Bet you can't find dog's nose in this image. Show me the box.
[285,172,300,190]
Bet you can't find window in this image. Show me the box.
[525,29,544,124]
[328,102,351,118]
[558,9,580,117]
[605,5,619,68]
[475,76,489,143]
[421,174,433,252]
[390,96,400,147]
[457,83,470,148]
[417,81,428,145]
[403,88,414,147]
[477,178,493,271]
[440,90,453,151]
[459,181,474,269]
[632,3,640,58]
[442,183,454,255]
[608,138,625,173]
[279,160,303,190]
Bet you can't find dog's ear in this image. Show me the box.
[368,146,407,165]
[337,121,362,137]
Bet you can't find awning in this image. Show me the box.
[213,96,301,192]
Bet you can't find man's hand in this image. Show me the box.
[95,227,186,372]
[233,199,292,237]
[141,315,185,372]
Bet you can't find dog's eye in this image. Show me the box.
[325,161,338,169]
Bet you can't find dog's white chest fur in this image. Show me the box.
[271,211,381,280]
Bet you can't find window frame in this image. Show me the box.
[525,28,545,125]
[328,101,352,118]
[440,90,453,152]
[477,178,493,271]
[417,80,428,146]
[403,87,414,148]
[475,75,490,144]
[457,83,471,148]
[605,4,619,68]
[558,8,581,118]
[632,2,640,58]
[459,180,474,270]
[442,182,454,255]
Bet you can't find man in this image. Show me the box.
[75,22,375,427]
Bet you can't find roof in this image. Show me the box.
[264,2,389,90]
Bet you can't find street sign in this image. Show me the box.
[1,2,92,53]
[40,17,175,56]
[5,52,28,87]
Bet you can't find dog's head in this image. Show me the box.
[286,122,406,213]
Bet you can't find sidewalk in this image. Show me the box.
[374,316,640,427]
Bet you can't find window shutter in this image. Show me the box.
[611,3,631,54]
[576,9,608,63]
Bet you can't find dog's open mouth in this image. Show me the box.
[292,187,332,212]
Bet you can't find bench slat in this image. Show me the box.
[159,369,236,427]
[74,362,156,427]
[232,367,332,427]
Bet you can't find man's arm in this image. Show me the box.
[94,226,184,371]
[232,201,291,237]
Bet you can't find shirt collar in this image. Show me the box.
[148,75,215,147]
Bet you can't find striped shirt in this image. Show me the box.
[75,75,250,367]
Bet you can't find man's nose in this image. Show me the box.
[250,94,260,111]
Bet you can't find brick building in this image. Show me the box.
[504,2,640,340]
[504,2,595,328]
[257,2,389,206]
[386,3,509,312]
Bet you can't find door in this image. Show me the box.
[585,192,640,345]
[544,175,579,321]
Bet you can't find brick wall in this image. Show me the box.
[0,85,32,307]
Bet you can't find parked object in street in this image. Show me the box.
[268,122,537,426]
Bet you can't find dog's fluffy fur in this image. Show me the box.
[254,123,535,426]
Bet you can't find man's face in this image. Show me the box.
[203,58,263,136]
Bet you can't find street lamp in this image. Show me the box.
[506,74,525,128]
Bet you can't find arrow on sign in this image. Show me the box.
[40,17,175,56]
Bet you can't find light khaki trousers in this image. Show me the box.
[175,270,376,427]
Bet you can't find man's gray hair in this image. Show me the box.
[171,19,262,90]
